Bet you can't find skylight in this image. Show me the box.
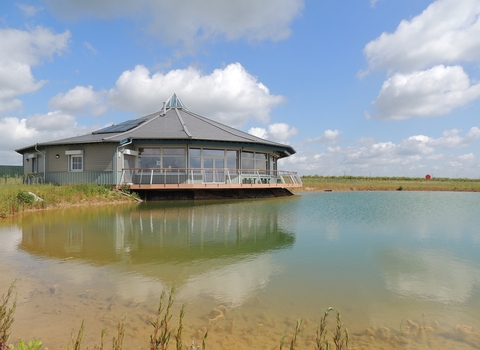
[165,93,188,110]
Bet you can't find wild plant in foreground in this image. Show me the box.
[333,311,349,350]
[150,288,175,350]
[0,281,17,350]
[284,307,349,350]
[112,317,125,350]
[68,320,85,350]
[315,307,332,350]
[175,303,187,350]
[8,339,43,350]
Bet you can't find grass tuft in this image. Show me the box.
[0,281,17,350]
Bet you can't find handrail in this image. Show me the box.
[119,167,302,187]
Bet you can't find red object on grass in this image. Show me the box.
[425,174,431,180]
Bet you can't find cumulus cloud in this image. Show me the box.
[248,123,298,143]
[362,0,480,73]
[18,4,41,17]
[26,111,79,131]
[372,65,480,120]
[0,26,70,114]
[397,135,435,156]
[431,127,480,149]
[49,85,108,116]
[45,0,303,49]
[248,127,268,139]
[363,0,480,120]
[311,129,341,143]
[285,126,480,176]
[0,112,95,164]
[267,123,298,142]
[108,63,285,127]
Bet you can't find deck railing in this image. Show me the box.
[119,168,302,189]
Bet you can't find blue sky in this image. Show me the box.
[1,0,480,177]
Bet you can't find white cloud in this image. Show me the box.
[248,123,298,143]
[18,4,41,17]
[0,26,70,114]
[45,0,303,49]
[459,153,475,161]
[49,85,108,116]
[0,113,94,164]
[397,135,435,155]
[431,127,480,149]
[312,129,341,143]
[372,65,480,120]
[108,63,285,127]
[248,127,268,139]
[83,42,98,56]
[267,123,298,143]
[362,0,480,73]
[286,126,480,176]
[26,111,79,131]
[363,0,480,120]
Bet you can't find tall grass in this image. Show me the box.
[283,308,349,350]
[0,281,16,350]
[0,183,134,218]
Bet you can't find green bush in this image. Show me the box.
[16,191,35,205]
[8,340,44,350]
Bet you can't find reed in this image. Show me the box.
[315,307,332,350]
[112,317,125,350]
[150,288,174,350]
[0,281,17,350]
[284,308,349,350]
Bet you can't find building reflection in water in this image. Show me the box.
[18,200,296,306]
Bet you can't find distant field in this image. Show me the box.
[296,175,480,192]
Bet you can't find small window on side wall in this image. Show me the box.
[65,150,84,172]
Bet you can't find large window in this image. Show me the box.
[189,148,237,169]
[163,148,186,169]
[138,148,186,169]
[241,151,268,171]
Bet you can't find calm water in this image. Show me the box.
[1,192,480,349]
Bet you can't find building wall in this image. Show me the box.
[22,152,44,174]
[47,144,116,172]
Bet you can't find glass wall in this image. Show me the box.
[241,151,269,171]
[136,147,275,172]
[138,148,186,169]
[189,148,237,169]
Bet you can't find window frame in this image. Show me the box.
[69,154,84,172]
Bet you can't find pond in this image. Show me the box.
[1,191,480,349]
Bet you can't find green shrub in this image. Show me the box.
[8,340,44,350]
[16,191,35,205]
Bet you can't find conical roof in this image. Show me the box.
[16,94,296,157]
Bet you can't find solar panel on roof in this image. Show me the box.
[92,119,146,134]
